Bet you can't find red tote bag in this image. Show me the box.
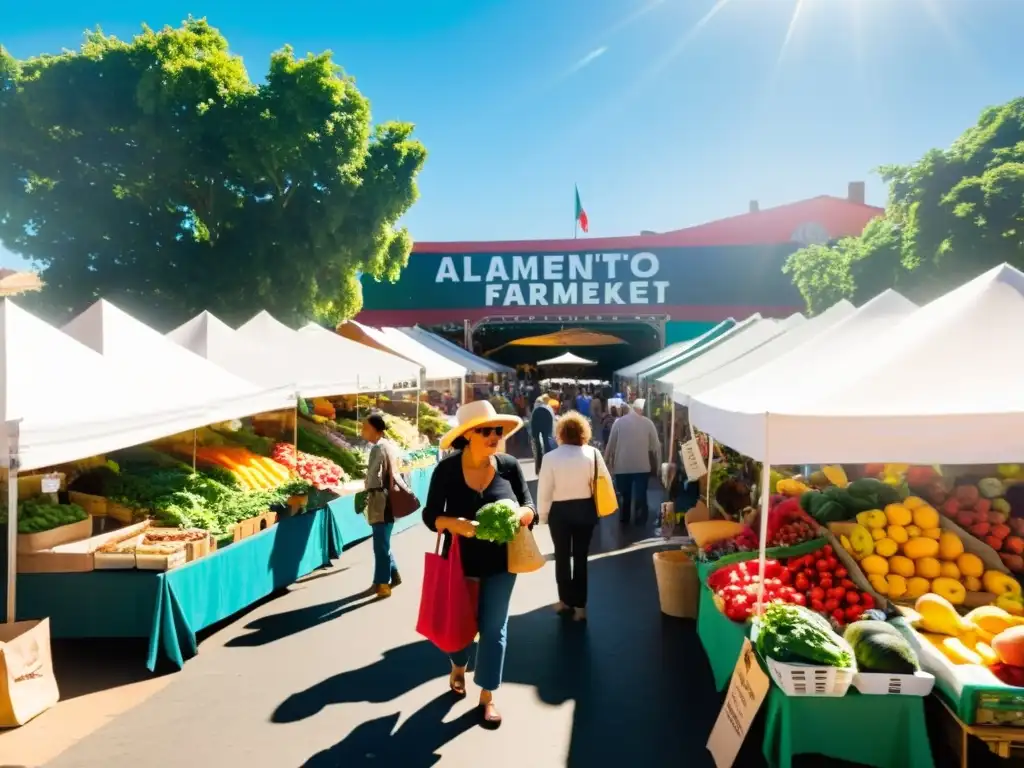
[416,535,479,653]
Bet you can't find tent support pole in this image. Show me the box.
[5,420,21,625]
[706,437,714,511]
[192,429,198,472]
[293,393,301,473]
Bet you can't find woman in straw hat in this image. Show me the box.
[423,400,535,728]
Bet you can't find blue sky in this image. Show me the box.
[3,0,1023,270]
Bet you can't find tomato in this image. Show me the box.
[794,574,810,592]
[819,576,833,590]
[825,557,838,571]
[779,569,792,585]
[832,609,846,624]
[809,586,825,601]
[824,598,839,612]
[840,579,856,590]
[823,544,833,557]
[860,594,875,610]
[791,593,806,606]
[845,592,860,605]
[835,567,848,579]
[816,560,830,572]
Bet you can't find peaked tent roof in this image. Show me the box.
[1,301,251,472]
[168,311,295,392]
[536,352,597,366]
[653,314,805,394]
[638,314,766,382]
[233,311,413,395]
[690,289,921,463]
[673,299,857,406]
[298,323,421,388]
[65,300,294,417]
[341,321,466,381]
[398,326,514,375]
[616,319,737,379]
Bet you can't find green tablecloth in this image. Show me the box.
[696,578,934,768]
[12,464,436,671]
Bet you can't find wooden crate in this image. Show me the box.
[107,501,147,524]
[16,517,93,555]
[932,692,1024,768]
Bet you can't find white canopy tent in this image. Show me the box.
[672,300,856,407]
[348,321,467,382]
[398,326,514,376]
[298,323,421,390]
[64,300,295,419]
[168,311,293,391]
[653,314,804,395]
[615,319,735,380]
[232,311,413,396]
[3,300,290,623]
[536,352,597,366]
[689,288,919,463]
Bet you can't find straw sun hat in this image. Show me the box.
[440,400,523,450]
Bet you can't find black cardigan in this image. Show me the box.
[422,452,536,578]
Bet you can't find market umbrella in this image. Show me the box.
[485,328,625,356]
[536,352,597,366]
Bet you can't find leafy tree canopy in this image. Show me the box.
[785,97,1024,313]
[0,18,426,328]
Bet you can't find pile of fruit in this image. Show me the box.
[766,496,821,547]
[945,484,1024,571]
[834,496,1017,604]
[845,617,921,674]
[271,443,349,491]
[910,590,1024,686]
[708,559,807,621]
[708,545,877,628]
[699,525,759,561]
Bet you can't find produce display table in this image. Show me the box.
[696,577,935,768]
[10,465,435,671]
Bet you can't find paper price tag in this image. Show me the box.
[680,438,707,481]
[707,638,770,768]
[41,473,62,494]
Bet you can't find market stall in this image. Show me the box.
[10,464,434,671]
[2,299,440,694]
[683,265,1024,766]
[397,326,514,377]
[614,318,735,391]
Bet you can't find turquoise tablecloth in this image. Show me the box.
[13,465,435,671]
[697,567,934,768]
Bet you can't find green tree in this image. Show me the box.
[784,98,1024,312]
[0,18,426,328]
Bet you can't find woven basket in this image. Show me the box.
[507,528,544,574]
[653,550,698,618]
[68,491,108,517]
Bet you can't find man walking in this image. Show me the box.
[530,395,556,472]
[604,398,661,526]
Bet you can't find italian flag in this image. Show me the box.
[575,184,589,234]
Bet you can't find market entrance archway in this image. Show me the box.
[467,315,665,380]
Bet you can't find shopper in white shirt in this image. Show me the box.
[537,411,613,622]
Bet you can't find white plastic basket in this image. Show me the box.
[766,657,856,697]
[853,670,936,696]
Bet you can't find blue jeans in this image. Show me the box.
[371,522,397,585]
[449,571,517,691]
[615,472,650,522]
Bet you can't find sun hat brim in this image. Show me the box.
[439,414,523,450]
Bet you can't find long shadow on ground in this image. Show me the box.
[274,543,760,767]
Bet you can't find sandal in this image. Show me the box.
[449,667,467,697]
[480,701,502,728]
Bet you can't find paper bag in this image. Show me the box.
[0,618,60,727]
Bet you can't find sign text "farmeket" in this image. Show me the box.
[434,252,671,307]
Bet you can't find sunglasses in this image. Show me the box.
[473,426,505,438]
